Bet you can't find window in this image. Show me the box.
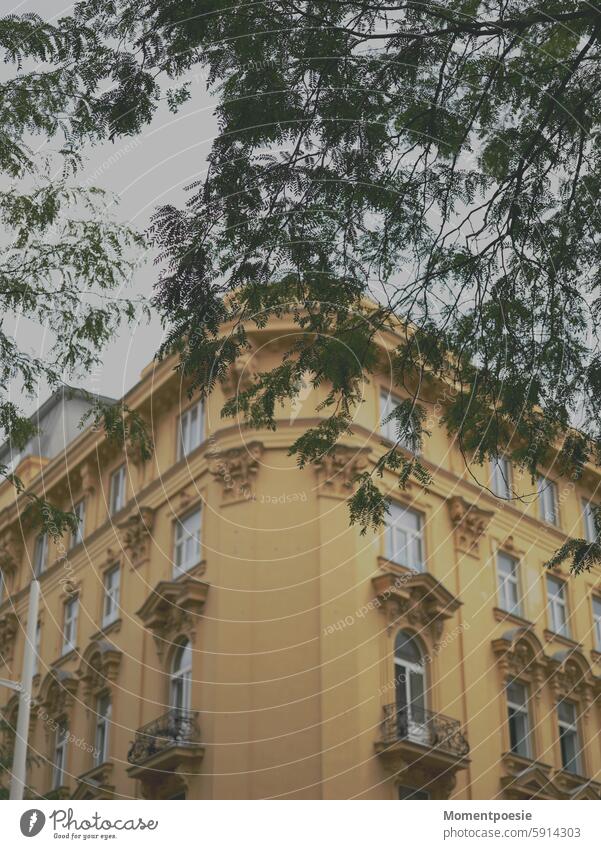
[70,500,86,548]
[52,722,68,789]
[547,575,569,637]
[385,502,423,571]
[173,508,202,577]
[109,465,126,515]
[33,533,48,577]
[170,640,192,713]
[380,392,417,452]
[102,565,120,626]
[394,630,427,744]
[0,569,4,605]
[497,552,522,616]
[582,499,598,543]
[506,681,532,758]
[178,399,204,459]
[491,456,512,499]
[62,596,79,655]
[557,700,582,775]
[32,620,41,677]
[538,475,559,525]
[397,785,430,800]
[94,693,111,766]
[592,597,601,652]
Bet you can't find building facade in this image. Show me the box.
[1,319,601,800]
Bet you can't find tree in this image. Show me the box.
[0,13,152,537]
[6,2,601,570]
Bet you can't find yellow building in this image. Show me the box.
[1,318,601,800]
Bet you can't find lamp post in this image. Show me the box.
[0,578,40,800]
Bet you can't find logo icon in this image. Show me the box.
[19,810,45,837]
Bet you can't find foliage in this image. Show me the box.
[6,3,601,569]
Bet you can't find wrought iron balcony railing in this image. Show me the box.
[380,703,469,758]
[127,709,201,767]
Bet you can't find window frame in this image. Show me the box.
[109,464,127,515]
[546,575,570,638]
[537,475,559,526]
[62,596,79,655]
[52,722,68,790]
[557,699,582,776]
[582,498,598,543]
[506,680,532,759]
[490,455,512,500]
[496,551,522,617]
[385,501,424,572]
[177,398,205,460]
[94,692,111,766]
[70,499,86,549]
[170,639,192,713]
[33,532,48,577]
[592,596,601,653]
[102,564,121,627]
[172,507,202,578]
[379,390,418,453]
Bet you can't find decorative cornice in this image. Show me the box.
[209,441,264,503]
[313,445,371,498]
[447,495,494,556]
[77,640,122,701]
[118,505,155,567]
[372,569,461,644]
[136,577,210,659]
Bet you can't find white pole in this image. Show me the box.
[9,579,40,800]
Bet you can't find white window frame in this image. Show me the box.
[177,399,204,459]
[491,455,512,499]
[385,502,424,571]
[173,507,202,577]
[379,391,417,452]
[506,680,532,759]
[557,700,582,775]
[538,475,559,526]
[592,596,601,653]
[170,640,192,713]
[62,596,79,655]
[94,693,111,766]
[33,533,48,577]
[70,499,86,549]
[547,575,569,638]
[582,499,598,543]
[102,565,120,627]
[497,551,522,616]
[52,723,68,789]
[109,464,126,515]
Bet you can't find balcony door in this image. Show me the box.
[170,639,192,714]
[394,630,428,745]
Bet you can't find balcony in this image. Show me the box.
[127,709,204,797]
[375,704,470,798]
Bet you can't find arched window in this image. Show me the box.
[170,639,192,713]
[394,630,427,742]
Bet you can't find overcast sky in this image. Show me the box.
[8,1,218,413]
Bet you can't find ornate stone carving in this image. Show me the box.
[372,570,461,645]
[219,346,256,396]
[118,506,155,567]
[0,528,24,578]
[72,762,115,799]
[491,629,546,697]
[136,577,210,659]
[37,669,78,720]
[546,650,595,716]
[314,445,371,497]
[77,640,122,702]
[0,612,18,665]
[447,496,494,556]
[79,461,97,497]
[210,441,264,502]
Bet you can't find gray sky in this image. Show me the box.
[8,1,218,412]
